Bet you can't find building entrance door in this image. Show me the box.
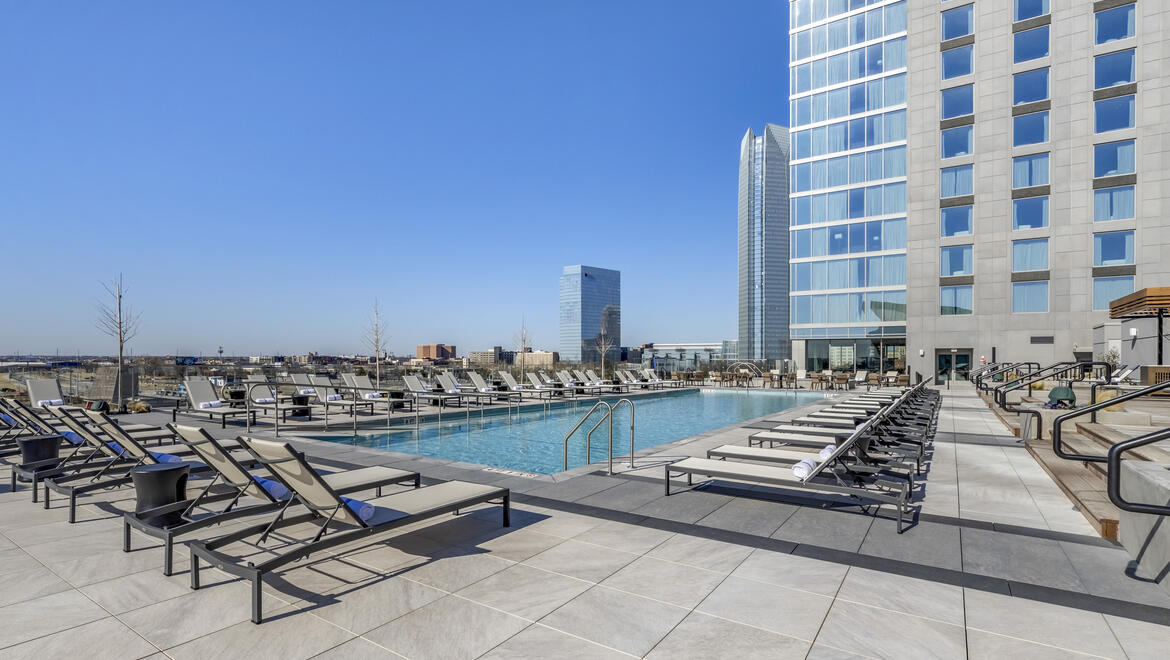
[936,351,972,383]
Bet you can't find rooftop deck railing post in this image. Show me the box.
[1107,425,1170,514]
[1052,378,1170,462]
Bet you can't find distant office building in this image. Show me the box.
[640,342,726,372]
[721,340,740,362]
[620,347,643,364]
[417,344,456,360]
[559,265,621,363]
[738,124,792,362]
[514,349,558,370]
[469,346,505,366]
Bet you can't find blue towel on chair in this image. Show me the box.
[62,431,85,445]
[106,441,128,456]
[252,476,290,501]
[0,413,14,425]
[150,452,182,463]
[341,497,374,521]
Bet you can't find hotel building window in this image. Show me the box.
[941,85,973,119]
[1013,196,1049,230]
[1012,281,1049,313]
[1094,140,1135,178]
[1013,112,1049,147]
[1013,68,1049,105]
[941,206,973,237]
[1014,0,1048,22]
[1096,5,1135,44]
[1014,26,1049,63]
[1095,50,1136,89]
[1093,186,1134,222]
[1012,153,1049,188]
[1093,276,1135,310]
[1012,238,1049,272]
[941,45,973,80]
[1093,230,1135,267]
[941,125,973,159]
[940,285,973,316]
[940,245,973,277]
[941,4,973,40]
[1095,95,1135,133]
[940,165,973,198]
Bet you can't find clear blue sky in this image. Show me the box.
[1,1,789,357]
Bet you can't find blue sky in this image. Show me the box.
[1,1,788,357]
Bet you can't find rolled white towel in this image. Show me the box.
[480,388,494,393]
[255,397,276,404]
[363,392,382,400]
[792,458,816,480]
[36,399,65,407]
[818,444,836,461]
[299,388,315,395]
[199,401,222,409]
[326,394,342,401]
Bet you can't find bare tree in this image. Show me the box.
[363,299,389,388]
[593,322,615,381]
[514,318,530,378]
[95,274,141,411]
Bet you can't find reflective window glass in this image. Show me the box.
[941,4,974,40]
[1093,276,1134,310]
[1093,186,1134,222]
[940,245,973,276]
[940,285,973,315]
[1013,196,1049,230]
[1094,140,1135,177]
[1095,49,1135,89]
[1095,95,1135,133]
[1096,5,1135,45]
[1013,111,1049,146]
[1014,25,1049,63]
[1093,230,1135,266]
[1013,68,1049,105]
[1012,281,1048,313]
[941,125,973,159]
[941,85,974,119]
[941,45,973,80]
[941,206,973,237]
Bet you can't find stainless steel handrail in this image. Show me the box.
[563,401,612,471]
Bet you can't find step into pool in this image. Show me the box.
[307,389,825,474]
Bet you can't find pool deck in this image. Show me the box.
[2,382,1169,658]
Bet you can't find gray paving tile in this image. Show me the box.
[479,624,628,659]
[836,566,965,626]
[960,528,1086,591]
[572,519,673,555]
[524,539,639,583]
[645,534,753,573]
[804,643,876,659]
[1104,614,1170,660]
[364,594,528,660]
[645,611,810,659]
[772,506,875,553]
[963,588,1126,658]
[0,616,158,660]
[118,581,292,649]
[307,574,446,635]
[0,563,72,608]
[78,569,192,614]
[599,556,726,608]
[730,548,848,597]
[395,551,512,593]
[965,628,1103,659]
[575,480,671,512]
[462,527,566,563]
[694,494,798,536]
[166,605,354,660]
[815,599,966,658]
[1059,541,1170,608]
[310,637,399,659]
[857,518,963,571]
[696,575,833,640]
[526,475,620,502]
[457,564,591,620]
[0,589,108,649]
[540,586,688,657]
[631,487,735,523]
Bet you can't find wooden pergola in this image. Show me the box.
[1110,287,1170,365]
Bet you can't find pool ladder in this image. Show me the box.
[562,399,635,474]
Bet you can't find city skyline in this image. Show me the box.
[1,1,788,356]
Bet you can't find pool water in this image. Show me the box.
[309,389,824,474]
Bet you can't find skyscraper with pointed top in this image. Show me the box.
[738,124,791,362]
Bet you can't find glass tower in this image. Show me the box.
[559,265,621,363]
[738,124,791,362]
[788,0,908,373]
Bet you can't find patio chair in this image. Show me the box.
[179,378,255,428]
[308,375,376,416]
[403,375,462,407]
[26,378,77,409]
[499,372,552,399]
[189,436,510,623]
[125,424,421,575]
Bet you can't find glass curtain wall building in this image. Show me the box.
[788,0,909,373]
[559,265,621,363]
[738,124,792,362]
[900,0,1169,382]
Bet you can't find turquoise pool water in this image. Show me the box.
[308,389,824,474]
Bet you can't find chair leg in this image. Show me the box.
[251,575,263,624]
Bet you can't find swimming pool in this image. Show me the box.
[307,389,825,474]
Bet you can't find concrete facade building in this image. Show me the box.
[788,0,1169,381]
[738,124,792,362]
[559,265,621,363]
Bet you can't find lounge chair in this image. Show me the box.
[558,370,602,395]
[25,378,77,409]
[526,373,562,395]
[189,436,510,623]
[499,372,552,400]
[243,376,311,422]
[309,375,375,416]
[177,378,255,428]
[436,373,495,406]
[403,375,462,407]
[125,424,422,575]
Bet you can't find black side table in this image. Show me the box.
[15,435,63,482]
[289,394,310,417]
[131,463,191,528]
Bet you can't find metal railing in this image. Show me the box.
[975,362,1039,391]
[991,361,1111,442]
[1107,426,1170,515]
[1051,378,1170,462]
[562,398,635,474]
